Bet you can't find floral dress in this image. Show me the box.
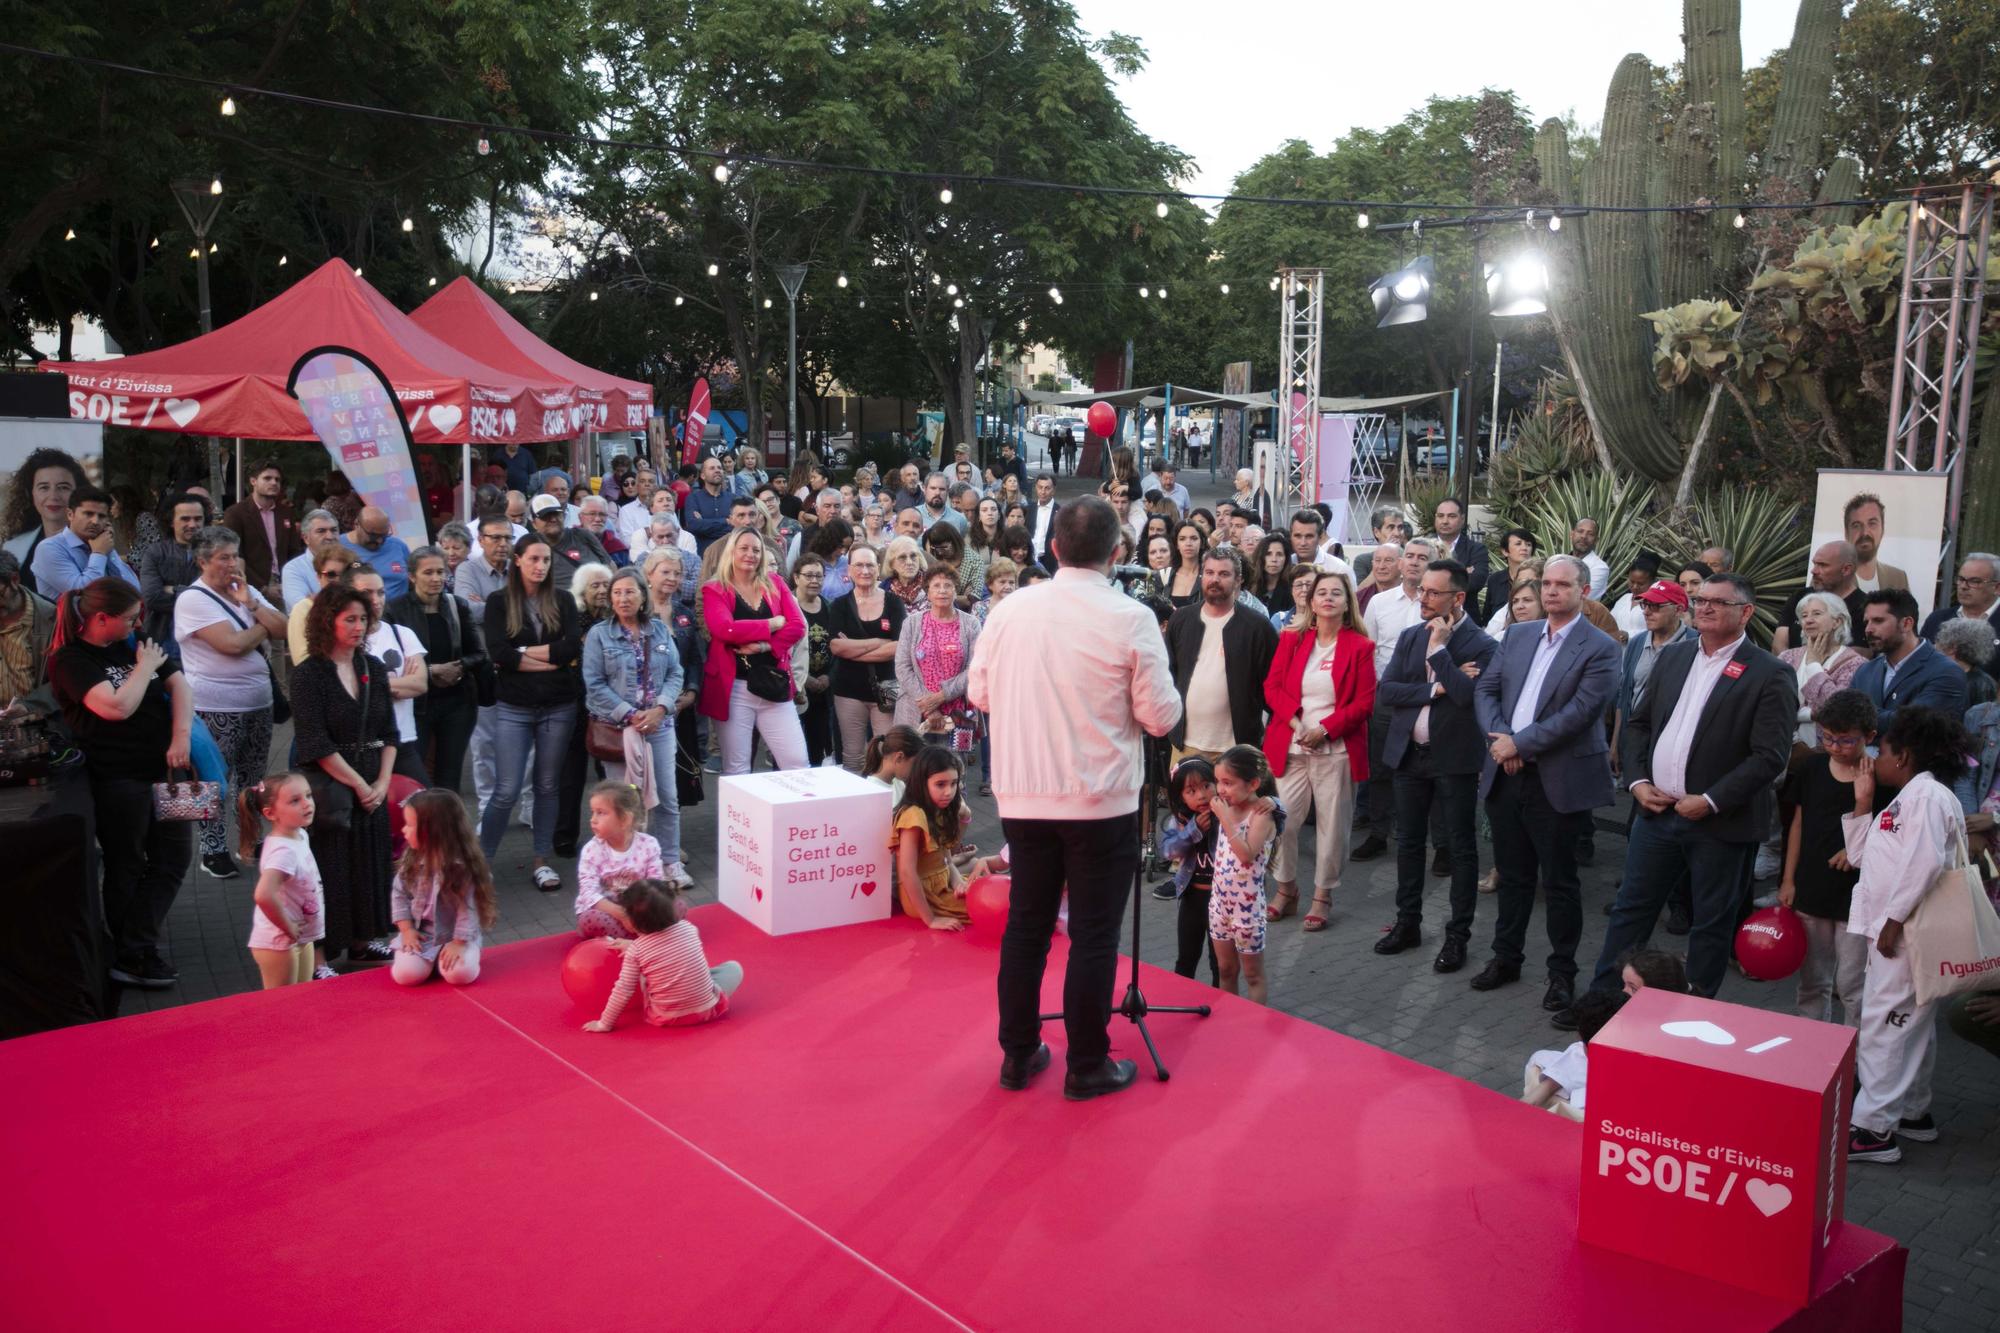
[1209,801,1284,954]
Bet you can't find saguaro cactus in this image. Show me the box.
[1764,0,1843,196]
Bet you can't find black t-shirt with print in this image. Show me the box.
[49,639,181,781]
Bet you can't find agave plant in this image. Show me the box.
[1486,383,1596,531]
[1401,473,1457,539]
[1657,488,1812,644]
[1512,471,1662,591]
[1640,299,1744,391]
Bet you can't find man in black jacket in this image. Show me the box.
[1371,559,1497,972]
[1587,572,1796,1001]
[1430,498,1489,622]
[1163,546,1276,764]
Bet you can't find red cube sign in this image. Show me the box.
[1579,988,1857,1306]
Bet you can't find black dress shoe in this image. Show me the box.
[1431,847,1451,877]
[1543,975,1576,1011]
[1549,1006,1581,1032]
[999,1043,1051,1091]
[1433,940,1468,973]
[1351,834,1388,862]
[1063,1057,1138,1102]
[1373,921,1421,955]
[1468,959,1521,991]
[1664,905,1691,936]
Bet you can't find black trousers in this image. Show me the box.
[998,811,1138,1073]
[554,698,595,854]
[801,687,834,768]
[1392,748,1479,944]
[91,777,195,964]
[1364,700,1396,837]
[417,685,478,797]
[1486,765,1587,979]
[1175,887,1218,985]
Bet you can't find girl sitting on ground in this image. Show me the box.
[241,772,323,989]
[583,879,742,1030]
[1523,989,1629,1121]
[575,780,663,940]
[390,789,497,987]
[892,746,991,932]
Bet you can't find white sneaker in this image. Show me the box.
[313,965,339,981]
[664,862,695,888]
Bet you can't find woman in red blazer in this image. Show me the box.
[700,528,810,774]
[1261,569,1376,931]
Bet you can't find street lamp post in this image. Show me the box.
[775,264,807,465]
[171,176,226,498]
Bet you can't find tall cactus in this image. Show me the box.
[1817,156,1863,227]
[1663,102,1720,307]
[1684,0,1745,255]
[1763,0,1841,196]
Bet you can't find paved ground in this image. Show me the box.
[107,454,1998,1329]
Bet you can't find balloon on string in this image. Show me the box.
[1734,905,1808,981]
[965,874,1012,937]
[1086,401,1117,439]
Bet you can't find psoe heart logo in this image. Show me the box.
[1745,1178,1792,1218]
[1659,1019,1735,1046]
[163,397,201,428]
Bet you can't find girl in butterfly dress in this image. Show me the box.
[1207,745,1283,1005]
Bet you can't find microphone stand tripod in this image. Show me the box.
[1039,765,1209,1081]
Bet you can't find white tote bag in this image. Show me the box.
[1905,826,2000,1005]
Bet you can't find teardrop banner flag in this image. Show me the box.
[682,377,711,469]
[287,346,430,549]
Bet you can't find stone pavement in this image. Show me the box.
[102,454,1998,1330]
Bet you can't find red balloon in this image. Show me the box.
[1735,905,1809,981]
[1086,401,1117,439]
[965,874,1012,937]
[385,776,427,857]
[561,938,627,1012]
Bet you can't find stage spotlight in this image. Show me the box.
[1484,254,1548,317]
[1367,255,1433,327]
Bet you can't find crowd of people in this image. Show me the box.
[6,440,1997,1130]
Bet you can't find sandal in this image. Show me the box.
[533,865,562,892]
[1302,893,1333,932]
[1266,886,1298,922]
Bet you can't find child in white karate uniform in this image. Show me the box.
[1841,706,1971,1163]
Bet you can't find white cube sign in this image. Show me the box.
[717,768,892,935]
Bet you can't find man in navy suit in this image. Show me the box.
[1853,588,1967,731]
[1467,555,1622,1010]
[1371,558,1497,972]
[1586,573,1796,1002]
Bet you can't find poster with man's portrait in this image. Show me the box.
[1809,470,1949,624]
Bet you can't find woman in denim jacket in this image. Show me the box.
[582,568,686,878]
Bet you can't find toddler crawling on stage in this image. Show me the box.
[583,879,743,1031]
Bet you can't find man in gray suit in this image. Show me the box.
[1468,554,1622,1011]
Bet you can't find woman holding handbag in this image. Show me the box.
[1261,570,1376,932]
[387,545,487,797]
[582,568,689,887]
[46,577,196,990]
[828,544,904,774]
[1842,705,1974,1163]
[892,563,981,746]
[291,584,399,976]
[699,528,808,775]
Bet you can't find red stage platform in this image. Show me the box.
[0,909,1903,1331]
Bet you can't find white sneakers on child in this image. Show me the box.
[664,862,695,889]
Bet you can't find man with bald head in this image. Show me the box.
[1772,539,1869,655]
[894,507,926,541]
[341,505,414,599]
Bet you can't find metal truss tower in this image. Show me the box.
[1277,268,1325,513]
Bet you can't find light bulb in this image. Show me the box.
[674,295,684,306]
[714,163,730,183]
[277,254,287,266]
[401,217,414,233]
[939,186,953,204]
[1048,286,1062,304]
[763,297,772,308]
[1549,214,1562,232]
[150,236,159,249]
[1219,282,1229,294]
[857,298,866,308]
[354,266,363,276]
[189,248,200,259]
[953,297,964,308]
[209,242,218,254]
[1525,209,1536,227]
[706,262,719,276]
[1139,286,1149,298]
[1733,212,1746,229]
[64,228,75,241]
[220,96,237,117]
[477,137,491,156]
[1356,211,1370,230]
[589,290,599,301]
[210,177,223,195]
[1157,288,1167,300]
[428,277,437,286]
[1156,200,1169,218]
[1269,276,1280,291]
[836,272,848,288]
[946,283,958,296]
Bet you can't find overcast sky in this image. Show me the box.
[1076,0,1802,203]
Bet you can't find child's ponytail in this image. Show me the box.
[1216,744,1278,799]
[862,724,924,779]
[236,773,294,861]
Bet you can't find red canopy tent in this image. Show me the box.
[41,259,574,447]
[410,277,652,435]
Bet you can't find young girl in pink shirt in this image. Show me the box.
[575,781,663,939]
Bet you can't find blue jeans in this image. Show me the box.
[1591,808,1755,998]
[607,722,683,866]
[480,702,576,858]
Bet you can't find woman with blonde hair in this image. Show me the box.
[699,528,808,774]
[1261,570,1376,931]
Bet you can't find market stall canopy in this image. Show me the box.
[1017,385,1166,409]
[410,278,653,434]
[40,259,574,446]
[1316,390,1453,413]
[1136,390,1271,411]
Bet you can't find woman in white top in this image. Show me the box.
[1841,706,1973,1161]
[173,525,289,877]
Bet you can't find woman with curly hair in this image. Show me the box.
[3,447,87,592]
